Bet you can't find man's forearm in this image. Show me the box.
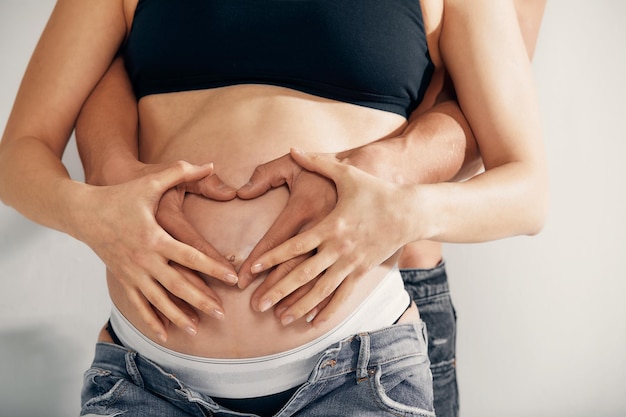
[341,94,479,186]
[405,97,479,184]
[75,57,141,185]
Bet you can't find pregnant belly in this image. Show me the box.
[110,87,407,358]
[106,183,395,358]
[143,184,360,358]
[182,189,290,271]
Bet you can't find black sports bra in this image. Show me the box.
[124,0,434,118]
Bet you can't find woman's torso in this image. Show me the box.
[109,0,444,358]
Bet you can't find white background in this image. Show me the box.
[1,1,625,416]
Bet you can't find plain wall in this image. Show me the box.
[1,1,625,416]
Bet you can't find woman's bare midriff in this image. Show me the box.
[106,85,412,358]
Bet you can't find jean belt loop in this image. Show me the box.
[418,321,428,349]
[356,332,371,383]
[124,351,145,389]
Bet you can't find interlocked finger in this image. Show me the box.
[123,283,169,342]
[133,263,205,336]
[250,228,323,276]
[170,262,225,320]
[166,237,238,286]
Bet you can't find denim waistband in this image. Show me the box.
[400,260,447,284]
[308,320,429,384]
[91,320,428,410]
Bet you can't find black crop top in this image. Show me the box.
[124,0,434,118]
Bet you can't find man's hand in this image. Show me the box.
[236,153,337,314]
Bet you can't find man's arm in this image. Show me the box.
[75,58,141,185]
[341,87,478,185]
[74,57,239,339]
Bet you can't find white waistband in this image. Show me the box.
[110,265,410,398]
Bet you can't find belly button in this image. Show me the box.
[225,252,246,270]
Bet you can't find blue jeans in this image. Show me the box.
[80,321,435,416]
[401,262,459,417]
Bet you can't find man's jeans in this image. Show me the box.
[401,262,459,417]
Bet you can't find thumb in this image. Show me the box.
[150,161,215,193]
[185,173,237,201]
[237,159,291,199]
[289,148,344,182]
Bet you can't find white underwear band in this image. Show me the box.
[109,265,410,398]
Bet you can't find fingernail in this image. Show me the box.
[291,147,303,154]
[259,298,273,312]
[237,278,248,289]
[306,310,318,323]
[251,263,264,273]
[241,181,253,189]
[186,326,197,336]
[225,273,238,284]
[157,333,167,343]
[211,309,225,320]
[281,315,295,326]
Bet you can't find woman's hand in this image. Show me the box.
[247,149,417,326]
[75,161,238,342]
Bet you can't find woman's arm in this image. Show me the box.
[397,0,547,268]
[426,0,548,239]
[515,0,547,59]
[0,0,126,232]
[0,0,236,341]
[353,0,547,192]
